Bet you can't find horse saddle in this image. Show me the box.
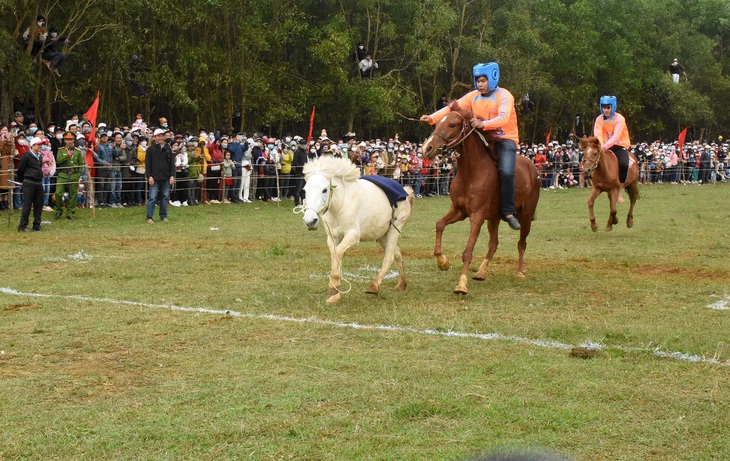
[360,175,409,207]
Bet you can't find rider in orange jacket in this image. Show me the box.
[593,95,631,184]
[420,62,521,230]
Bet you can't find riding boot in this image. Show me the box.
[496,139,520,231]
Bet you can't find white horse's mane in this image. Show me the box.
[303,156,361,182]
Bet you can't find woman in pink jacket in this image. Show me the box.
[40,140,56,210]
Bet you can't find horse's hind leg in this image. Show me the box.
[516,216,533,279]
[366,233,398,295]
[606,189,618,231]
[435,206,466,271]
[393,245,407,292]
[626,181,638,228]
[473,219,500,281]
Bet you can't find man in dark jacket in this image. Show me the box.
[144,129,175,223]
[17,137,45,231]
[290,138,308,206]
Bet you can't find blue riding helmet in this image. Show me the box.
[473,62,500,92]
[599,95,617,116]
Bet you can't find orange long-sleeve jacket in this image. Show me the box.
[593,112,630,149]
[429,88,519,144]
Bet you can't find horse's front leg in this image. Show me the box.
[326,233,358,304]
[435,206,466,271]
[455,215,486,295]
[587,187,601,232]
[606,188,618,231]
[473,219,500,281]
[326,235,341,297]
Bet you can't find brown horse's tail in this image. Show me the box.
[626,182,640,201]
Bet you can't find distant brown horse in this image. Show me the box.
[421,102,540,294]
[579,136,639,232]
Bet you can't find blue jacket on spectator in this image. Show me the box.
[95,142,113,171]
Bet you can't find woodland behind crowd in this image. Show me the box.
[1,0,729,142]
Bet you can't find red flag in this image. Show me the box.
[83,91,100,176]
[307,105,316,145]
[546,127,552,146]
[678,127,688,157]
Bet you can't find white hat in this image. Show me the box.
[358,142,366,147]
[153,128,166,136]
[29,137,43,147]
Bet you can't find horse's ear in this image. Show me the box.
[579,136,589,149]
[450,100,460,111]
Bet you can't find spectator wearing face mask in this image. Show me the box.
[134,136,149,205]
[39,139,56,210]
[206,136,224,204]
[132,114,147,135]
[42,27,69,77]
[21,15,47,57]
[13,133,31,209]
[290,138,308,206]
[17,137,46,231]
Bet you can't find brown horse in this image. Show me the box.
[421,102,540,294]
[579,136,639,232]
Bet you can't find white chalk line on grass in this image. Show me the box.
[1,287,728,368]
[707,294,730,310]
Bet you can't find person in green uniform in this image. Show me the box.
[55,132,84,219]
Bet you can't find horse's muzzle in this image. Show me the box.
[584,168,592,179]
[303,212,319,230]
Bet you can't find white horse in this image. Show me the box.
[299,156,414,303]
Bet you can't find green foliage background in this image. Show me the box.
[1,0,729,142]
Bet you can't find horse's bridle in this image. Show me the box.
[434,111,475,150]
[582,146,602,173]
[292,181,337,218]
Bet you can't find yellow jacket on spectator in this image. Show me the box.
[280,150,293,174]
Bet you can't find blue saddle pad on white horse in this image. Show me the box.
[360,175,409,207]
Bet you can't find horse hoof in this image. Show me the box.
[517,272,526,280]
[627,219,634,228]
[605,227,613,232]
[365,283,379,294]
[591,223,598,232]
[472,273,486,281]
[612,216,619,225]
[394,281,407,292]
[326,294,341,304]
[436,256,450,271]
[453,287,468,295]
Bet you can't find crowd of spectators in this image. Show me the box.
[524,138,728,190]
[1,111,727,219]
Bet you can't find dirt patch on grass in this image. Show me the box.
[201,315,234,325]
[3,303,40,313]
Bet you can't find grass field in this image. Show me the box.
[1,183,729,461]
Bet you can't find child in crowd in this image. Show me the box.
[222,150,235,203]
